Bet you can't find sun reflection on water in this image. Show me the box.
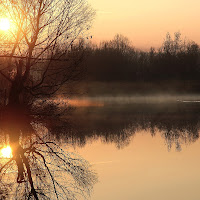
[0,146,12,158]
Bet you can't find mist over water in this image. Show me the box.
[67,94,200,104]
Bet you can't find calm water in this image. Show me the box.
[2,95,200,199]
[56,95,200,200]
[72,134,200,200]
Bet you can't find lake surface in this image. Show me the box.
[72,134,200,200]
[57,95,200,200]
[1,95,200,199]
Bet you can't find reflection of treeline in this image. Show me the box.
[86,33,200,86]
[44,102,200,150]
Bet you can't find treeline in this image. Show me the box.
[85,33,200,83]
[1,32,199,100]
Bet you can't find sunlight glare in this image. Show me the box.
[0,146,12,158]
[0,18,10,31]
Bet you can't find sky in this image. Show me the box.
[88,0,200,49]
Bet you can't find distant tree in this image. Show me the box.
[86,32,200,85]
[162,32,183,55]
[86,34,136,81]
[108,34,131,53]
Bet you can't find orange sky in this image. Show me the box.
[88,0,200,49]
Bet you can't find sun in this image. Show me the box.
[0,146,12,158]
[0,18,10,31]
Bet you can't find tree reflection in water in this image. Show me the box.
[0,107,97,200]
[1,100,200,198]
[50,102,200,151]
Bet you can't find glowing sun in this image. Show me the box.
[0,146,12,158]
[0,18,10,31]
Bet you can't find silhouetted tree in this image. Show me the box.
[85,32,200,93]
[0,0,95,106]
[0,0,96,199]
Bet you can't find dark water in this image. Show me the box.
[54,95,200,149]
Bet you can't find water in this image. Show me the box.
[73,134,200,200]
[1,95,200,199]
[60,95,200,200]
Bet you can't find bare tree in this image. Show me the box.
[0,0,96,199]
[0,0,95,106]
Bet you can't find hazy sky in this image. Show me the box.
[88,0,200,49]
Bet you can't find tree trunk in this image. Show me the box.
[8,81,23,106]
[8,60,24,106]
